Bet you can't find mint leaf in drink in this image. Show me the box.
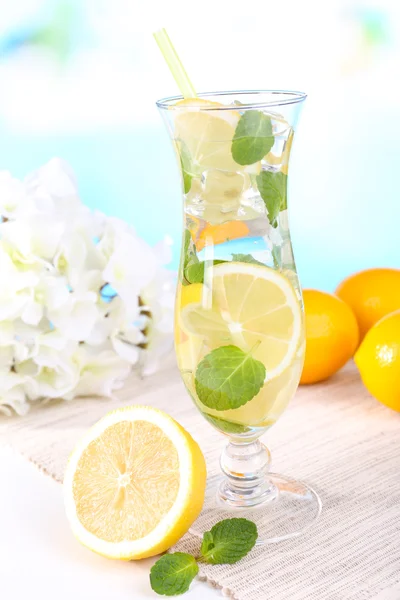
[231,111,274,165]
[179,141,193,194]
[231,253,265,266]
[204,414,249,434]
[182,229,199,285]
[184,259,225,284]
[256,170,288,228]
[183,229,192,261]
[184,261,204,284]
[150,553,198,596]
[271,245,281,270]
[201,518,258,564]
[195,345,265,411]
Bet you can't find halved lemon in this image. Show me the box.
[63,406,206,560]
[180,262,303,381]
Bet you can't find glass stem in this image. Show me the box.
[218,440,278,508]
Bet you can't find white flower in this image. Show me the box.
[17,343,79,400]
[140,267,175,375]
[96,216,134,262]
[21,274,70,326]
[54,231,105,293]
[0,216,65,265]
[0,171,34,219]
[64,345,131,399]
[49,291,100,341]
[24,157,81,216]
[0,372,30,416]
[0,244,39,321]
[103,232,158,306]
[0,159,174,415]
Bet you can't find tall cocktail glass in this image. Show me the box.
[157,91,321,542]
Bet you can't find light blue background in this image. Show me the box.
[0,4,399,291]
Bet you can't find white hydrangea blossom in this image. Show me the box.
[0,158,175,416]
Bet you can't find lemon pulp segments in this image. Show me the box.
[64,406,206,559]
[176,262,303,427]
[180,262,302,379]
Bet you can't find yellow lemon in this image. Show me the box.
[355,309,400,412]
[173,98,240,172]
[300,290,359,384]
[63,406,206,560]
[336,268,400,340]
[175,282,204,345]
[180,261,302,379]
[177,261,303,427]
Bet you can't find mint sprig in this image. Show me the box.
[182,229,199,285]
[150,518,258,596]
[184,259,225,284]
[195,345,266,411]
[200,518,258,564]
[256,170,288,228]
[204,414,249,434]
[179,142,193,194]
[150,553,198,596]
[231,111,274,165]
[231,253,265,266]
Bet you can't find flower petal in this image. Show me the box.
[22,300,43,326]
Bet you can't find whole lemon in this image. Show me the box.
[336,268,400,340]
[355,309,400,412]
[300,289,360,384]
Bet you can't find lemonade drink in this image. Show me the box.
[167,94,306,439]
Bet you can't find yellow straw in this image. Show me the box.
[153,28,197,98]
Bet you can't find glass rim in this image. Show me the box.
[156,89,307,111]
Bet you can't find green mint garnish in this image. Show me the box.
[184,259,225,284]
[204,414,249,434]
[231,111,274,165]
[256,170,288,228]
[231,253,265,266]
[150,553,199,596]
[184,260,203,284]
[182,229,199,285]
[271,245,281,269]
[183,229,195,264]
[200,518,258,565]
[150,519,258,596]
[179,141,193,194]
[195,345,266,411]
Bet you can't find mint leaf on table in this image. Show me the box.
[201,518,258,565]
[256,170,288,228]
[150,553,199,596]
[231,253,265,266]
[231,111,274,166]
[194,345,266,411]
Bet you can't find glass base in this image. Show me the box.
[190,472,322,544]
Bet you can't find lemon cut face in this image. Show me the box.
[180,262,303,380]
[64,406,206,560]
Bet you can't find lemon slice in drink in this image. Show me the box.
[174,98,260,174]
[64,406,206,560]
[174,98,240,172]
[180,262,302,380]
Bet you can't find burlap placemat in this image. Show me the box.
[1,357,399,600]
